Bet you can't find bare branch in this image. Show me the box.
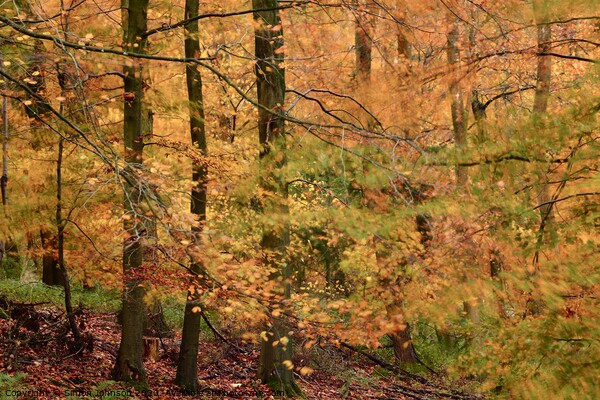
[533,192,600,210]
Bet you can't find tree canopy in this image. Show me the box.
[0,0,598,398]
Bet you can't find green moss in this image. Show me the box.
[265,378,306,399]
[0,372,28,399]
[1,257,22,280]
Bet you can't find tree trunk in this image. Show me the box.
[57,133,82,347]
[112,0,149,384]
[447,17,468,186]
[0,51,8,209]
[446,16,480,331]
[386,303,417,363]
[175,0,208,390]
[0,34,11,239]
[397,27,411,61]
[533,3,552,115]
[253,1,299,395]
[532,0,554,252]
[353,0,372,83]
[55,47,83,345]
[41,229,64,286]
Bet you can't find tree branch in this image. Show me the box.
[539,52,598,64]
[533,192,600,210]
[142,4,304,38]
[0,15,214,64]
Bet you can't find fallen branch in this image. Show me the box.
[200,309,246,353]
[340,342,484,400]
[340,342,426,384]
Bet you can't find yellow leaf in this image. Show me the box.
[299,366,314,376]
[192,306,201,313]
[282,360,293,370]
[260,331,269,342]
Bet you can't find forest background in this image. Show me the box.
[0,0,598,398]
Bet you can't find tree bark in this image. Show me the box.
[532,0,554,234]
[533,3,552,115]
[386,303,417,364]
[446,16,481,335]
[112,0,149,384]
[253,1,298,395]
[56,129,82,346]
[0,52,15,276]
[447,17,468,186]
[41,229,64,286]
[0,52,7,209]
[175,0,208,390]
[353,0,372,83]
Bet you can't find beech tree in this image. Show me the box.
[112,0,150,383]
[175,0,208,389]
[252,0,298,394]
[532,0,555,270]
[0,1,598,398]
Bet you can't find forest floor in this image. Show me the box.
[0,298,482,399]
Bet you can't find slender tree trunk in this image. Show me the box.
[112,0,149,384]
[525,1,554,317]
[397,26,411,61]
[175,0,208,389]
[139,106,169,339]
[533,6,552,115]
[395,4,412,75]
[253,1,298,395]
[56,132,82,346]
[386,303,417,363]
[0,53,7,269]
[55,40,82,343]
[468,20,487,146]
[353,0,372,83]
[375,236,417,364]
[56,6,82,345]
[532,0,554,242]
[446,16,480,332]
[447,17,468,186]
[41,229,63,286]
[0,53,7,209]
